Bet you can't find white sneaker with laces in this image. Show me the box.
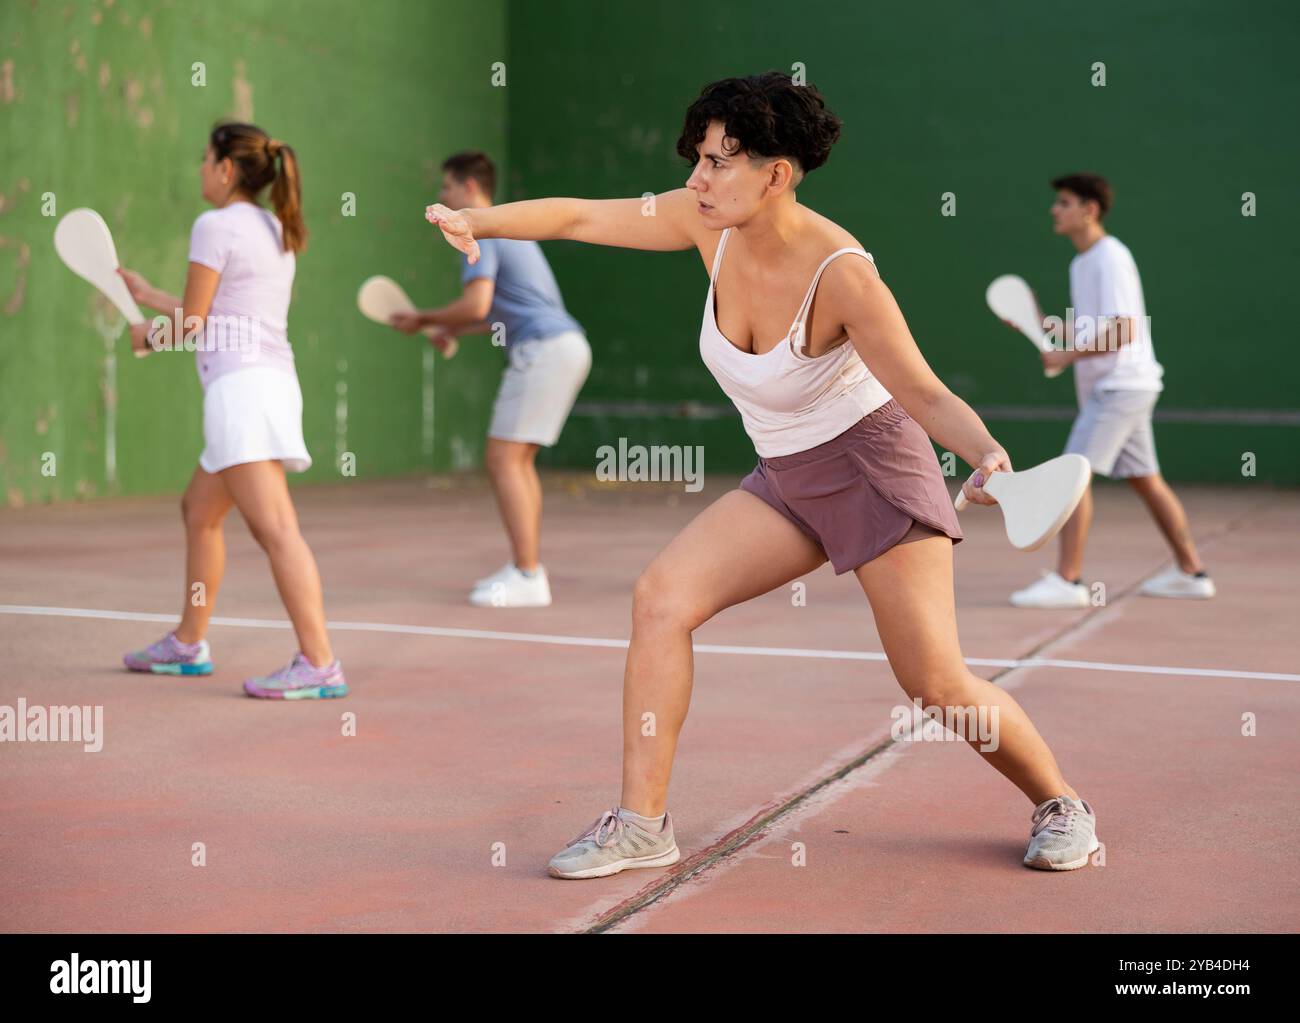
[1139,565,1216,599]
[1010,570,1089,609]
[469,564,552,607]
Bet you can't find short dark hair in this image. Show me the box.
[1051,173,1113,219]
[442,150,496,199]
[675,70,842,185]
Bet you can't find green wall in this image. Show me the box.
[0,0,507,504]
[3,0,1296,504]
[510,0,1299,484]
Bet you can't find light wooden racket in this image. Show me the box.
[954,454,1091,551]
[986,274,1063,379]
[357,275,458,358]
[53,208,150,358]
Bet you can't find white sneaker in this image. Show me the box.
[1139,566,1216,599]
[472,561,516,591]
[1010,571,1089,609]
[469,564,552,607]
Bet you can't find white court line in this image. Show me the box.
[1,603,1297,683]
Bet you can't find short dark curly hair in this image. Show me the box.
[675,71,842,186]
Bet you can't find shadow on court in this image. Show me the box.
[0,473,1296,932]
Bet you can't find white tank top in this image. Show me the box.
[699,227,893,457]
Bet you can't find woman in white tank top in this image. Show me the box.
[427,72,1101,877]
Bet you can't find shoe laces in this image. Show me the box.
[267,653,314,682]
[1031,797,1081,837]
[572,806,627,849]
[146,632,188,660]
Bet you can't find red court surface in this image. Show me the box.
[1,474,1297,933]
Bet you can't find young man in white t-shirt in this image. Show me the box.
[1011,173,1215,607]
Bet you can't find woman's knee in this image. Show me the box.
[244,515,300,553]
[895,668,972,709]
[632,568,710,632]
[181,491,227,532]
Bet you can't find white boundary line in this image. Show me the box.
[2,603,1297,683]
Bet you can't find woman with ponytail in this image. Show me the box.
[116,122,348,700]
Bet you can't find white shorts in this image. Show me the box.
[1064,388,1160,478]
[199,366,312,475]
[488,330,592,447]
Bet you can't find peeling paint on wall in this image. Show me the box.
[0,235,30,315]
[34,402,56,437]
[5,0,508,504]
[232,58,254,121]
[121,74,153,130]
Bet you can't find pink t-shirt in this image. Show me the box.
[186,201,297,390]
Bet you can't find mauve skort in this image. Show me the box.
[740,398,963,574]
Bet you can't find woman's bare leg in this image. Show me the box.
[621,489,827,816]
[219,460,333,667]
[855,536,1078,805]
[173,467,234,645]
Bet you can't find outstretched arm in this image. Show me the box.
[425,188,702,262]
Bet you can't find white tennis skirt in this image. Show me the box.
[199,366,312,475]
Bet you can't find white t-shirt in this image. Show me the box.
[1068,234,1163,405]
[186,201,297,390]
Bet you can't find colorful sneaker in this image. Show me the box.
[1010,571,1090,609]
[547,806,680,879]
[469,563,552,608]
[242,653,349,700]
[1139,565,1216,599]
[123,632,213,675]
[1024,794,1100,871]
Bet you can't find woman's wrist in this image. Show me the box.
[459,207,482,239]
[140,288,175,313]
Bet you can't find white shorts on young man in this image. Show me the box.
[488,330,592,447]
[199,366,313,474]
[1064,388,1159,479]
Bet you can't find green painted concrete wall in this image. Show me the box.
[3,0,1296,505]
[1,0,506,504]
[511,0,1299,485]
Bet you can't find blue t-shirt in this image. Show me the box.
[460,237,583,349]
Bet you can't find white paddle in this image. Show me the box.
[357,275,458,359]
[954,453,1090,551]
[53,208,149,357]
[986,274,1063,379]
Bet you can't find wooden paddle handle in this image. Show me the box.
[955,471,1006,511]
